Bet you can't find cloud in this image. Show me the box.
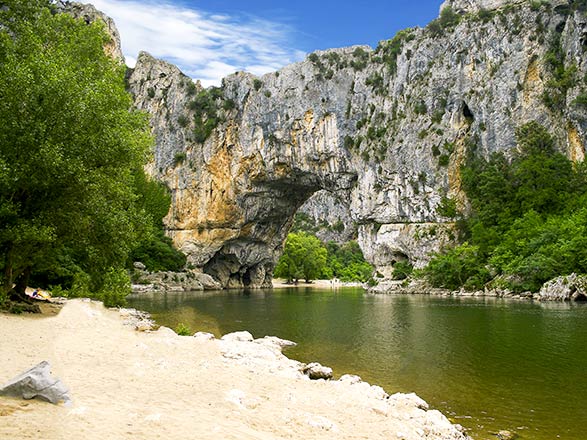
[90,0,306,87]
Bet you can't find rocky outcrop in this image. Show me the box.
[538,273,587,301]
[131,266,222,292]
[120,1,587,287]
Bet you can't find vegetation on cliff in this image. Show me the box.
[424,122,587,292]
[0,0,179,307]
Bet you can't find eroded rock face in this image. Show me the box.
[123,2,587,287]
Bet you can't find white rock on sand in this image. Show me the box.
[0,300,470,440]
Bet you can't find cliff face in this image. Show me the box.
[124,0,587,287]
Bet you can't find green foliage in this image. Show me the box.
[344,135,355,150]
[175,322,192,336]
[572,93,587,107]
[173,152,187,166]
[425,122,587,292]
[476,8,495,23]
[427,6,460,37]
[437,196,458,218]
[95,268,131,307]
[129,170,186,273]
[542,34,578,111]
[392,261,413,280]
[375,29,415,75]
[185,80,197,96]
[350,47,369,71]
[177,114,189,127]
[365,72,386,95]
[325,241,373,282]
[274,232,328,282]
[414,100,428,115]
[438,154,450,166]
[188,87,226,143]
[275,232,373,283]
[253,79,263,91]
[0,1,153,302]
[424,243,491,290]
[130,234,186,273]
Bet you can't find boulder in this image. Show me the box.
[538,274,587,301]
[254,336,296,351]
[221,331,254,342]
[193,331,216,341]
[0,361,70,405]
[496,430,518,440]
[302,362,333,380]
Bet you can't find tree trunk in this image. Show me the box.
[9,266,33,304]
[2,246,14,297]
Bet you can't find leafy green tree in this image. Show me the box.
[0,1,153,305]
[129,169,186,272]
[275,232,328,283]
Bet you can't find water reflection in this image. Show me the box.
[128,289,587,440]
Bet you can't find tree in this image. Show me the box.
[0,1,153,305]
[274,232,328,283]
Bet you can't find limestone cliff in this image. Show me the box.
[122,0,587,287]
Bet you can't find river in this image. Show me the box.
[128,287,587,440]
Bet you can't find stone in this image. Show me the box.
[254,336,297,350]
[338,374,363,385]
[538,274,587,301]
[133,261,147,271]
[389,392,429,410]
[496,430,518,440]
[302,362,333,380]
[0,361,70,405]
[220,331,254,342]
[130,269,220,293]
[193,331,215,341]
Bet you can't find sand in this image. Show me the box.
[0,300,469,440]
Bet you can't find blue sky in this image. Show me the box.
[90,0,443,86]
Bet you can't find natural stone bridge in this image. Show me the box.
[125,0,587,288]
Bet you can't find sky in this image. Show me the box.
[90,0,444,87]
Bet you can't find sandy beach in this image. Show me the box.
[0,300,469,439]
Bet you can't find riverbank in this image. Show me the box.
[369,274,587,302]
[272,278,364,289]
[0,299,469,440]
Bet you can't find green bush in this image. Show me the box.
[392,261,413,280]
[130,234,187,273]
[173,152,187,165]
[175,323,192,336]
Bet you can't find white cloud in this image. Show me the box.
[90,0,306,87]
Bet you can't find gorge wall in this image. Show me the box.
[117,0,587,287]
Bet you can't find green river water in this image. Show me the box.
[127,287,587,440]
